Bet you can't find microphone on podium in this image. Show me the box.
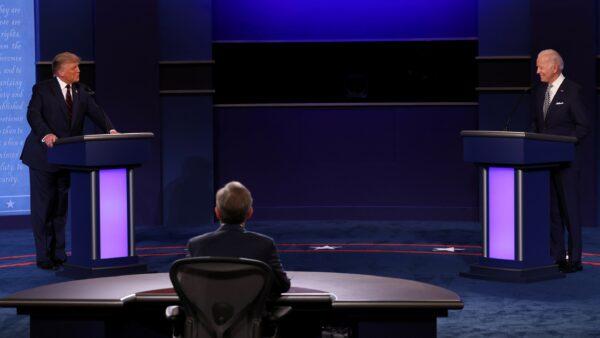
[503,85,535,131]
[79,83,96,96]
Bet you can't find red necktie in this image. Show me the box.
[65,84,73,119]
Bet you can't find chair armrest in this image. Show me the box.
[267,306,292,321]
[166,305,185,338]
[165,305,184,320]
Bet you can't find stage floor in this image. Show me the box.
[0,220,599,337]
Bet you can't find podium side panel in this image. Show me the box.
[522,169,553,265]
[69,172,95,265]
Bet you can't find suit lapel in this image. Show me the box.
[51,78,71,124]
[71,83,80,129]
[544,81,566,122]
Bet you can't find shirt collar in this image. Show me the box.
[549,73,565,90]
[56,76,70,90]
[217,223,245,232]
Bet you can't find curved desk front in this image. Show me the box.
[0,271,463,338]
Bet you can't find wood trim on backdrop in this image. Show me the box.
[475,56,531,60]
[36,60,95,65]
[159,90,215,95]
[159,60,215,64]
[596,55,600,90]
[476,87,530,92]
[214,102,478,108]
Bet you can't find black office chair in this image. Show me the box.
[166,257,287,338]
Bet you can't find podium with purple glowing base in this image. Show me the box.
[48,133,154,278]
[460,130,576,282]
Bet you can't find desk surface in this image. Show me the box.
[0,271,463,311]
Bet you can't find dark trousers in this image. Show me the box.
[550,165,582,263]
[29,168,70,263]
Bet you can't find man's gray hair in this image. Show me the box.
[52,52,81,75]
[216,181,253,224]
[538,49,564,71]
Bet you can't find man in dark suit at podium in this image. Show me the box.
[531,49,590,273]
[20,52,117,270]
[187,181,291,294]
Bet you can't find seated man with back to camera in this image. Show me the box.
[187,181,291,295]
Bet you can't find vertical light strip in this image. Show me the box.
[99,169,128,259]
[91,172,98,260]
[482,168,488,258]
[517,169,523,261]
[128,169,135,256]
[488,167,515,260]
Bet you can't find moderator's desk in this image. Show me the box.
[0,271,463,338]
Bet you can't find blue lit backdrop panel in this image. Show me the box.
[0,0,35,216]
[214,0,477,41]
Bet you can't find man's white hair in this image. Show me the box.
[538,49,564,71]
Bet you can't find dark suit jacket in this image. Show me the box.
[531,78,590,143]
[187,224,291,294]
[20,78,114,172]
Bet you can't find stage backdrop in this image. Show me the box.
[0,0,36,216]
[213,0,479,221]
[214,0,477,41]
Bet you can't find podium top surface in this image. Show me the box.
[461,130,576,143]
[55,132,155,145]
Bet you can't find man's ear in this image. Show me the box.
[214,207,221,220]
[245,207,254,221]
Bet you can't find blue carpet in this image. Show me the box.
[1,221,599,337]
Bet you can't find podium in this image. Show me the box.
[48,133,154,278]
[460,130,576,282]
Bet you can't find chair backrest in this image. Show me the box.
[169,257,274,338]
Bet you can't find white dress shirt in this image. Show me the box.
[547,73,565,103]
[56,77,73,100]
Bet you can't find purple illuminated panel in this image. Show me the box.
[488,167,515,260]
[99,169,128,259]
[214,0,477,41]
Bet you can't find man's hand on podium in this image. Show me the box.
[109,129,119,135]
[42,133,58,148]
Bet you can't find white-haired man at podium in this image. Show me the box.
[531,49,590,273]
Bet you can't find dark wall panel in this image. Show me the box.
[157,0,214,227]
[36,0,94,60]
[161,96,214,227]
[478,0,530,56]
[158,0,212,60]
[479,92,531,131]
[215,105,478,220]
[94,0,162,226]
